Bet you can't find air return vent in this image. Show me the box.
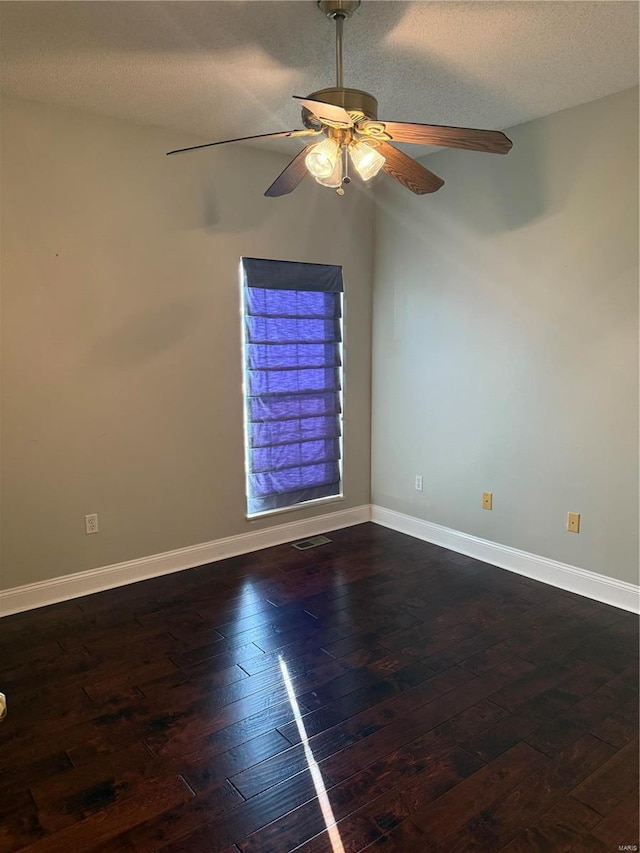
[292,535,332,550]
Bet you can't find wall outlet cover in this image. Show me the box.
[85,513,99,535]
[567,512,581,533]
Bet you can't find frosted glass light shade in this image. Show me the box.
[305,138,340,179]
[315,155,343,188]
[349,140,385,181]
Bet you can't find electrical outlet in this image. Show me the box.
[567,512,580,533]
[482,492,493,510]
[85,513,99,535]
[415,474,423,492]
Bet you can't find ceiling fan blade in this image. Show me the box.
[166,130,312,156]
[293,96,352,126]
[379,121,512,155]
[377,142,444,195]
[264,145,314,197]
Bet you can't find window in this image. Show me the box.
[241,257,344,516]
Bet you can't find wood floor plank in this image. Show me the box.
[0,522,636,853]
[320,694,506,786]
[270,701,511,853]
[589,697,639,749]
[237,746,483,853]
[329,817,436,853]
[29,742,199,834]
[0,694,149,770]
[571,739,640,816]
[0,789,49,853]
[18,776,194,853]
[230,666,479,800]
[461,703,546,762]
[412,742,549,841]
[144,695,312,760]
[0,751,73,800]
[128,768,321,851]
[275,660,436,745]
[180,728,291,794]
[441,734,617,852]
[84,658,180,704]
[497,794,602,853]
[487,660,572,711]
[587,790,640,848]
[524,713,587,756]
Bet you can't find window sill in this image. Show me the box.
[246,494,345,522]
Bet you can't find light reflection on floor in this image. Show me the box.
[279,656,346,853]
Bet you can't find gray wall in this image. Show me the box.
[372,88,639,585]
[3,88,638,593]
[1,94,373,589]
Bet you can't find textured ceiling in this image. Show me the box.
[0,1,638,157]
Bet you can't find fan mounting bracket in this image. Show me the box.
[318,0,360,19]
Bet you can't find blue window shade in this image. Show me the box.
[241,258,343,515]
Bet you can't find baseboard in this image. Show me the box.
[371,505,639,614]
[4,503,637,617]
[0,505,372,617]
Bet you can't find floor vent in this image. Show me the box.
[292,535,332,551]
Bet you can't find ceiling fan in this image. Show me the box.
[167,0,513,197]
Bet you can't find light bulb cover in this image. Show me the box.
[349,140,385,181]
[305,138,340,179]
[315,153,343,188]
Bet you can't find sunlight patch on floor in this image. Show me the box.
[279,656,346,853]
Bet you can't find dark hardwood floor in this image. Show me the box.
[1,522,638,852]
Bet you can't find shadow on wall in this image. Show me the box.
[436,120,551,235]
[167,141,375,236]
[438,112,618,236]
[164,146,310,234]
[160,147,270,234]
[86,296,205,371]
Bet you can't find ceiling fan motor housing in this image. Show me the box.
[301,87,378,128]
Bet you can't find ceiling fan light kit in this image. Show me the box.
[349,140,385,181]
[167,0,513,199]
[316,156,344,190]
[305,136,340,179]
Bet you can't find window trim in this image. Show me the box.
[244,494,345,522]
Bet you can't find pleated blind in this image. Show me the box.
[241,258,343,515]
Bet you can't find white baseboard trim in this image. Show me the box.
[4,504,637,618]
[0,505,371,618]
[371,505,639,614]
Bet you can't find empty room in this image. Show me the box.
[0,1,638,851]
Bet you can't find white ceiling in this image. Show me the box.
[0,1,638,157]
